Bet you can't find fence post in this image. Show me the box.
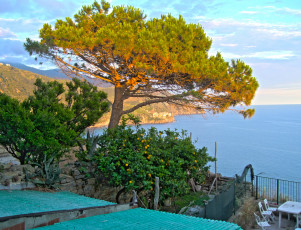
[277,179,279,205]
[252,177,254,197]
[233,182,236,215]
[256,176,258,200]
[244,174,247,195]
[154,177,160,210]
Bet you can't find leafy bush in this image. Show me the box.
[0,78,109,165]
[0,78,109,188]
[95,117,214,205]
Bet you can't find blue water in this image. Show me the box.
[93,105,301,182]
[142,105,301,181]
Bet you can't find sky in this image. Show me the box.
[0,0,300,105]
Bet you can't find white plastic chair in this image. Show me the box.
[296,214,301,228]
[254,213,271,230]
[264,199,277,220]
[259,202,275,223]
[264,199,277,212]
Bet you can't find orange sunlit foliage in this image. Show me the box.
[25,1,259,128]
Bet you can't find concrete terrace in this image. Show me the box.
[251,215,299,230]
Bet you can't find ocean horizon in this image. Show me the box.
[139,104,301,182]
[90,104,301,182]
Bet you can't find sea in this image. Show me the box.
[93,104,301,182]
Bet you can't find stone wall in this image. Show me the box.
[0,160,131,203]
[59,162,131,203]
[0,163,35,190]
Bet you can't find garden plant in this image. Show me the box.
[95,116,214,206]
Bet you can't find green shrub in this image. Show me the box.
[0,78,109,165]
[95,116,214,205]
[0,78,109,188]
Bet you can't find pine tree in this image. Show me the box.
[25,1,259,128]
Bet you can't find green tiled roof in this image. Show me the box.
[0,190,114,218]
[34,208,242,230]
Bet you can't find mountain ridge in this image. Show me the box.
[3,62,112,87]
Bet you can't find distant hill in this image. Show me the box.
[5,62,112,88]
[0,63,199,126]
[4,62,70,79]
[0,64,69,101]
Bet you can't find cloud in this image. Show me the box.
[247,51,296,60]
[283,7,301,16]
[197,16,301,63]
[0,17,49,40]
[26,62,57,70]
[253,87,301,105]
[0,38,55,68]
[239,11,258,15]
[255,27,301,38]
[112,0,214,19]
[0,38,28,57]
[250,5,301,17]
[209,50,296,62]
[250,59,301,94]
[0,0,81,20]
[209,32,236,41]
[199,17,301,42]
[0,27,16,38]
[220,43,238,47]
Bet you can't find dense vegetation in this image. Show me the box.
[0,68,214,200]
[0,64,67,101]
[90,116,214,206]
[0,78,109,187]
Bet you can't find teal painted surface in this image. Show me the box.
[0,190,114,217]
[33,208,242,230]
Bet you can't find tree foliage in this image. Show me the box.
[25,0,259,128]
[0,78,109,165]
[95,117,213,204]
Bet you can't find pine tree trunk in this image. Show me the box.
[108,86,125,129]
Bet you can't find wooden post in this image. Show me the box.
[215,141,217,191]
[154,177,160,210]
[132,190,137,205]
[190,132,192,141]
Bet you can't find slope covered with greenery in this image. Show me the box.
[0,65,67,101]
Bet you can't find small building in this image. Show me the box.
[153,112,172,118]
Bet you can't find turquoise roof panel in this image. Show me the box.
[0,190,114,218]
[34,208,242,230]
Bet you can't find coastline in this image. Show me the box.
[88,116,176,129]
[88,110,204,129]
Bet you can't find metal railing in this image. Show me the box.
[254,175,301,204]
